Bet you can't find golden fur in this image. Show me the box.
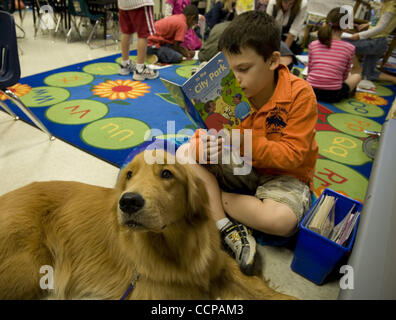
[0,150,295,300]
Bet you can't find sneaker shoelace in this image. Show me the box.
[224,224,250,260]
[120,62,135,71]
[140,65,157,75]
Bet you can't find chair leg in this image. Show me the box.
[87,19,100,49]
[15,23,25,39]
[73,17,82,40]
[87,18,118,49]
[66,17,82,43]
[380,35,396,73]
[0,100,19,120]
[55,14,62,33]
[66,26,73,42]
[3,89,55,140]
[34,12,40,38]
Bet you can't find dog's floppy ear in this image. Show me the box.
[185,166,210,225]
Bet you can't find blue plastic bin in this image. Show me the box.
[291,188,362,285]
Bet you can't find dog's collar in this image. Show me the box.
[120,266,139,300]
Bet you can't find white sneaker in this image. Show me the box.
[133,65,159,81]
[119,61,136,76]
[221,221,257,275]
[358,79,376,90]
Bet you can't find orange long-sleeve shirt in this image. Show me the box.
[192,64,318,190]
[239,64,318,189]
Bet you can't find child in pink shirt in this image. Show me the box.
[307,7,361,103]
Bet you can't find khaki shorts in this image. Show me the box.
[205,161,312,223]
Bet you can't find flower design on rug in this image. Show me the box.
[92,79,150,100]
[354,92,387,106]
[0,83,32,101]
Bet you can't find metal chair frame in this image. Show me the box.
[67,0,106,49]
[0,11,54,140]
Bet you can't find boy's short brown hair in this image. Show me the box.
[182,5,199,20]
[218,11,281,61]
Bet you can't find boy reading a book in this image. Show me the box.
[177,11,318,275]
[146,5,199,64]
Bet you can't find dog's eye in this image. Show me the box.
[126,171,133,180]
[161,169,173,179]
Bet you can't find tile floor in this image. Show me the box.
[0,10,341,300]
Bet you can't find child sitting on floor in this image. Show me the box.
[177,11,318,275]
[347,0,396,87]
[307,7,362,103]
[147,5,199,63]
[164,0,202,51]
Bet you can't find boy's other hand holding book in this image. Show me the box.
[190,129,225,164]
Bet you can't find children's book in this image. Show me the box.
[160,51,254,132]
[306,193,360,246]
[304,194,326,228]
[296,55,308,65]
[329,204,355,243]
[236,0,255,14]
[308,195,336,237]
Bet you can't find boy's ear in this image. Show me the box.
[269,51,281,70]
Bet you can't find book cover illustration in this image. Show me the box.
[236,0,255,14]
[161,52,253,132]
[160,78,207,130]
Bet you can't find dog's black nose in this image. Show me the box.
[119,192,145,214]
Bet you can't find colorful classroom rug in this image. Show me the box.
[1,51,395,204]
[0,51,200,167]
[292,64,395,203]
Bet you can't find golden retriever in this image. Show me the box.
[0,150,295,300]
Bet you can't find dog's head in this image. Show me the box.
[116,149,209,233]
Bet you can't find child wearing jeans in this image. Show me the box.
[177,11,318,275]
[146,5,199,64]
[347,0,396,86]
[164,0,202,51]
[307,7,362,103]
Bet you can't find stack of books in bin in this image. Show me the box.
[291,188,362,285]
[305,195,361,247]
